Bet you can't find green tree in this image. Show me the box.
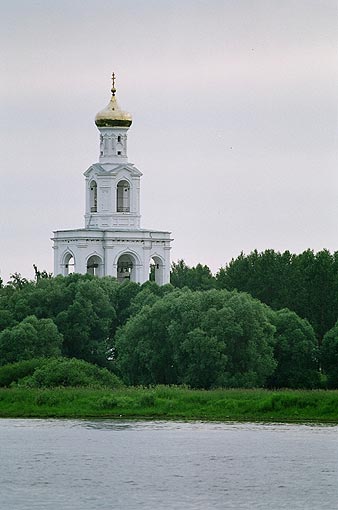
[115,288,276,388]
[0,315,62,366]
[267,309,320,388]
[321,322,338,388]
[217,249,338,343]
[171,260,216,290]
[179,328,227,388]
[7,272,30,289]
[0,274,139,367]
[54,279,115,365]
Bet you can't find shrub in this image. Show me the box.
[24,358,123,389]
[0,358,46,387]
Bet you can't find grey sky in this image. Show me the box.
[1,0,337,282]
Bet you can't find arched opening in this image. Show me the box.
[117,254,136,283]
[149,256,164,285]
[87,255,103,276]
[117,180,130,213]
[63,253,75,276]
[90,181,97,213]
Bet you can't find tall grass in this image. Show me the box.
[1,386,338,422]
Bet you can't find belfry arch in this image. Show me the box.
[90,180,97,212]
[116,180,130,212]
[116,253,139,283]
[63,252,75,276]
[149,256,165,285]
[86,255,103,276]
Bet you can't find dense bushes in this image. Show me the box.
[0,266,336,389]
[0,358,122,389]
[0,358,45,387]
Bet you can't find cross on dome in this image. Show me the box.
[95,73,132,128]
[111,72,116,96]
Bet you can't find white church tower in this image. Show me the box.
[52,74,172,284]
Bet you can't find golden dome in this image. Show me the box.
[95,73,132,128]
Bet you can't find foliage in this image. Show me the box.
[33,264,53,281]
[0,315,62,365]
[170,260,216,290]
[0,358,46,387]
[321,322,338,388]
[0,274,142,368]
[217,249,338,342]
[7,272,30,289]
[115,288,277,388]
[0,266,328,389]
[20,358,123,388]
[267,309,320,389]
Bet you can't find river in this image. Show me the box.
[1,419,337,509]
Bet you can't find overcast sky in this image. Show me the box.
[1,0,338,283]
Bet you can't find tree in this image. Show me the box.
[7,273,30,289]
[267,309,320,388]
[54,279,115,365]
[179,328,227,389]
[321,322,338,388]
[115,288,277,388]
[171,260,216,290]
[33,264,53,282]
[0,273,138,367]
[216,249,338,343]
[0,315,62,366]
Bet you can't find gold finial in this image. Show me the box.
[111,72,116,96]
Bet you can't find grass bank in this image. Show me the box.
[1,386,338,422]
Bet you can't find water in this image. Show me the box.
[0,419,337,509]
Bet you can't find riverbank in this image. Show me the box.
[1,386,338,422]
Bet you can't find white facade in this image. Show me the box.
[52,78,172,285]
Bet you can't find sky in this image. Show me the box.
[1,0,338,283]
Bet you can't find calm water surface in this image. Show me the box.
[0,419,337,509]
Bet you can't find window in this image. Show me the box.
[117,135,121,143]
[87,255,103,277]
[64,254,75,276]
[117,180,130,212]
[117,151,122,155]
[90,181,97,213]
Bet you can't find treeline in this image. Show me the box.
[172,249,338,343]
[0,249,338,389]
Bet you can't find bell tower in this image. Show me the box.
[52,74,172,285]
[84,74,141,230]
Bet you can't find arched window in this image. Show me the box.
[90,181,97,213]
[63,253,75,276]
[87,255,103,276]
[117,254,135,282]
[117,180,130,212]
[149,256,164,285]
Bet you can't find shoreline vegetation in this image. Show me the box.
[1,386,338,423]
